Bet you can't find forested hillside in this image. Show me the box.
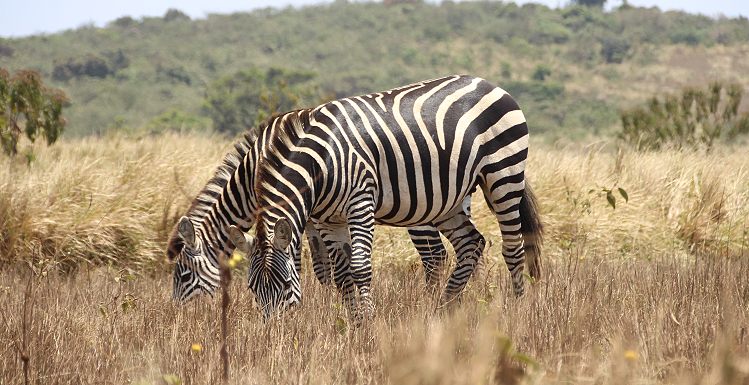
[1,1,748,140]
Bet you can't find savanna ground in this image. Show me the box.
[1,135,748,384]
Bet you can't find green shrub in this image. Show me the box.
[52,55,115,81]
[144,109,208,135]
[203,67,320,134]
[600,35,630,63]
[620,81,749,149]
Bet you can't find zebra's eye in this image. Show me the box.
[180,271,192,283]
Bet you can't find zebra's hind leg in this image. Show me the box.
[305,222,333,286]
[407,226,447,289]
[317,223,357,319]
[436,211,486,306]
[482,175,527,297]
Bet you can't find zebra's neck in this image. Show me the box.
[254,111,320,244]
[182,132,259,263]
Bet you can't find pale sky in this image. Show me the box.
[0,0,747,38]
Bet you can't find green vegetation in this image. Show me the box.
[203,67,322,134]
[0,68,67,156]
[621,81,749,149]
[0,1,747,139]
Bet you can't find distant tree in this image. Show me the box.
[156,65,191,85]
[164,9,190,22]
[572,0,606,7]
[618,0,633,10]
[620,81,749,149]
[0,69,68,156]
[203,68,317,134]
[111,16,137,28]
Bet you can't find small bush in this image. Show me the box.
[600,35,631,63]
[532,65,552,81]
[0,42,13,58]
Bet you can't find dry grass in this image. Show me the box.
[1,135,748,384]
[1,256,747,384]
[0,134,228,270]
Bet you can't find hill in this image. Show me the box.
[1,1,748,140]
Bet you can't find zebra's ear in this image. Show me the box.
[228,225,254,254]
[177,216,196,248]
[273,217,292,250]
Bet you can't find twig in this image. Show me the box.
[219,255,231,383]
[4,273,36,385]
[21,275,33,385]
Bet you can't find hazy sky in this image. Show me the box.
[1,0,747,38]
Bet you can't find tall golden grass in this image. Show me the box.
[1,135,748,384]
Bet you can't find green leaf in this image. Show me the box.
[121,294,137,312]
[334,317,348,335]
[514,353,540,369]
[606,190,616,209]
[162,374,182,385]
[617,187,629,202]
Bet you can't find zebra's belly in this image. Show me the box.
[372,186,471,227]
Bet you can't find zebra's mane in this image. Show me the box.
[184,134,252,219]
[166,113,303,260]
[166,129,256,260]
[184,112,303,221]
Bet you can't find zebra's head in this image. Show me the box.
[167,216,221,302]
[229,217,300,319]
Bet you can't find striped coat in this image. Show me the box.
[242,74,543,319]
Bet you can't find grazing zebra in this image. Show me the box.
[164,125,470,302]
[240,74,543,320]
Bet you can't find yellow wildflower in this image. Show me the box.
[191,343,203,353]
[228,251,243,268]
[624,350,638,361]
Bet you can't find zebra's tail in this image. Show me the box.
[520,181,543,281]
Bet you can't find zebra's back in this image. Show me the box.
[307,74,528,227]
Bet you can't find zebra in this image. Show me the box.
[240,74,543,320]
[165,123,476,302]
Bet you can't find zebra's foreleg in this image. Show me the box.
[347,200,376,323]
[435,211,486,306]
[407,226,447,289]
[305,222,333,286]
[318,223,357,318]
